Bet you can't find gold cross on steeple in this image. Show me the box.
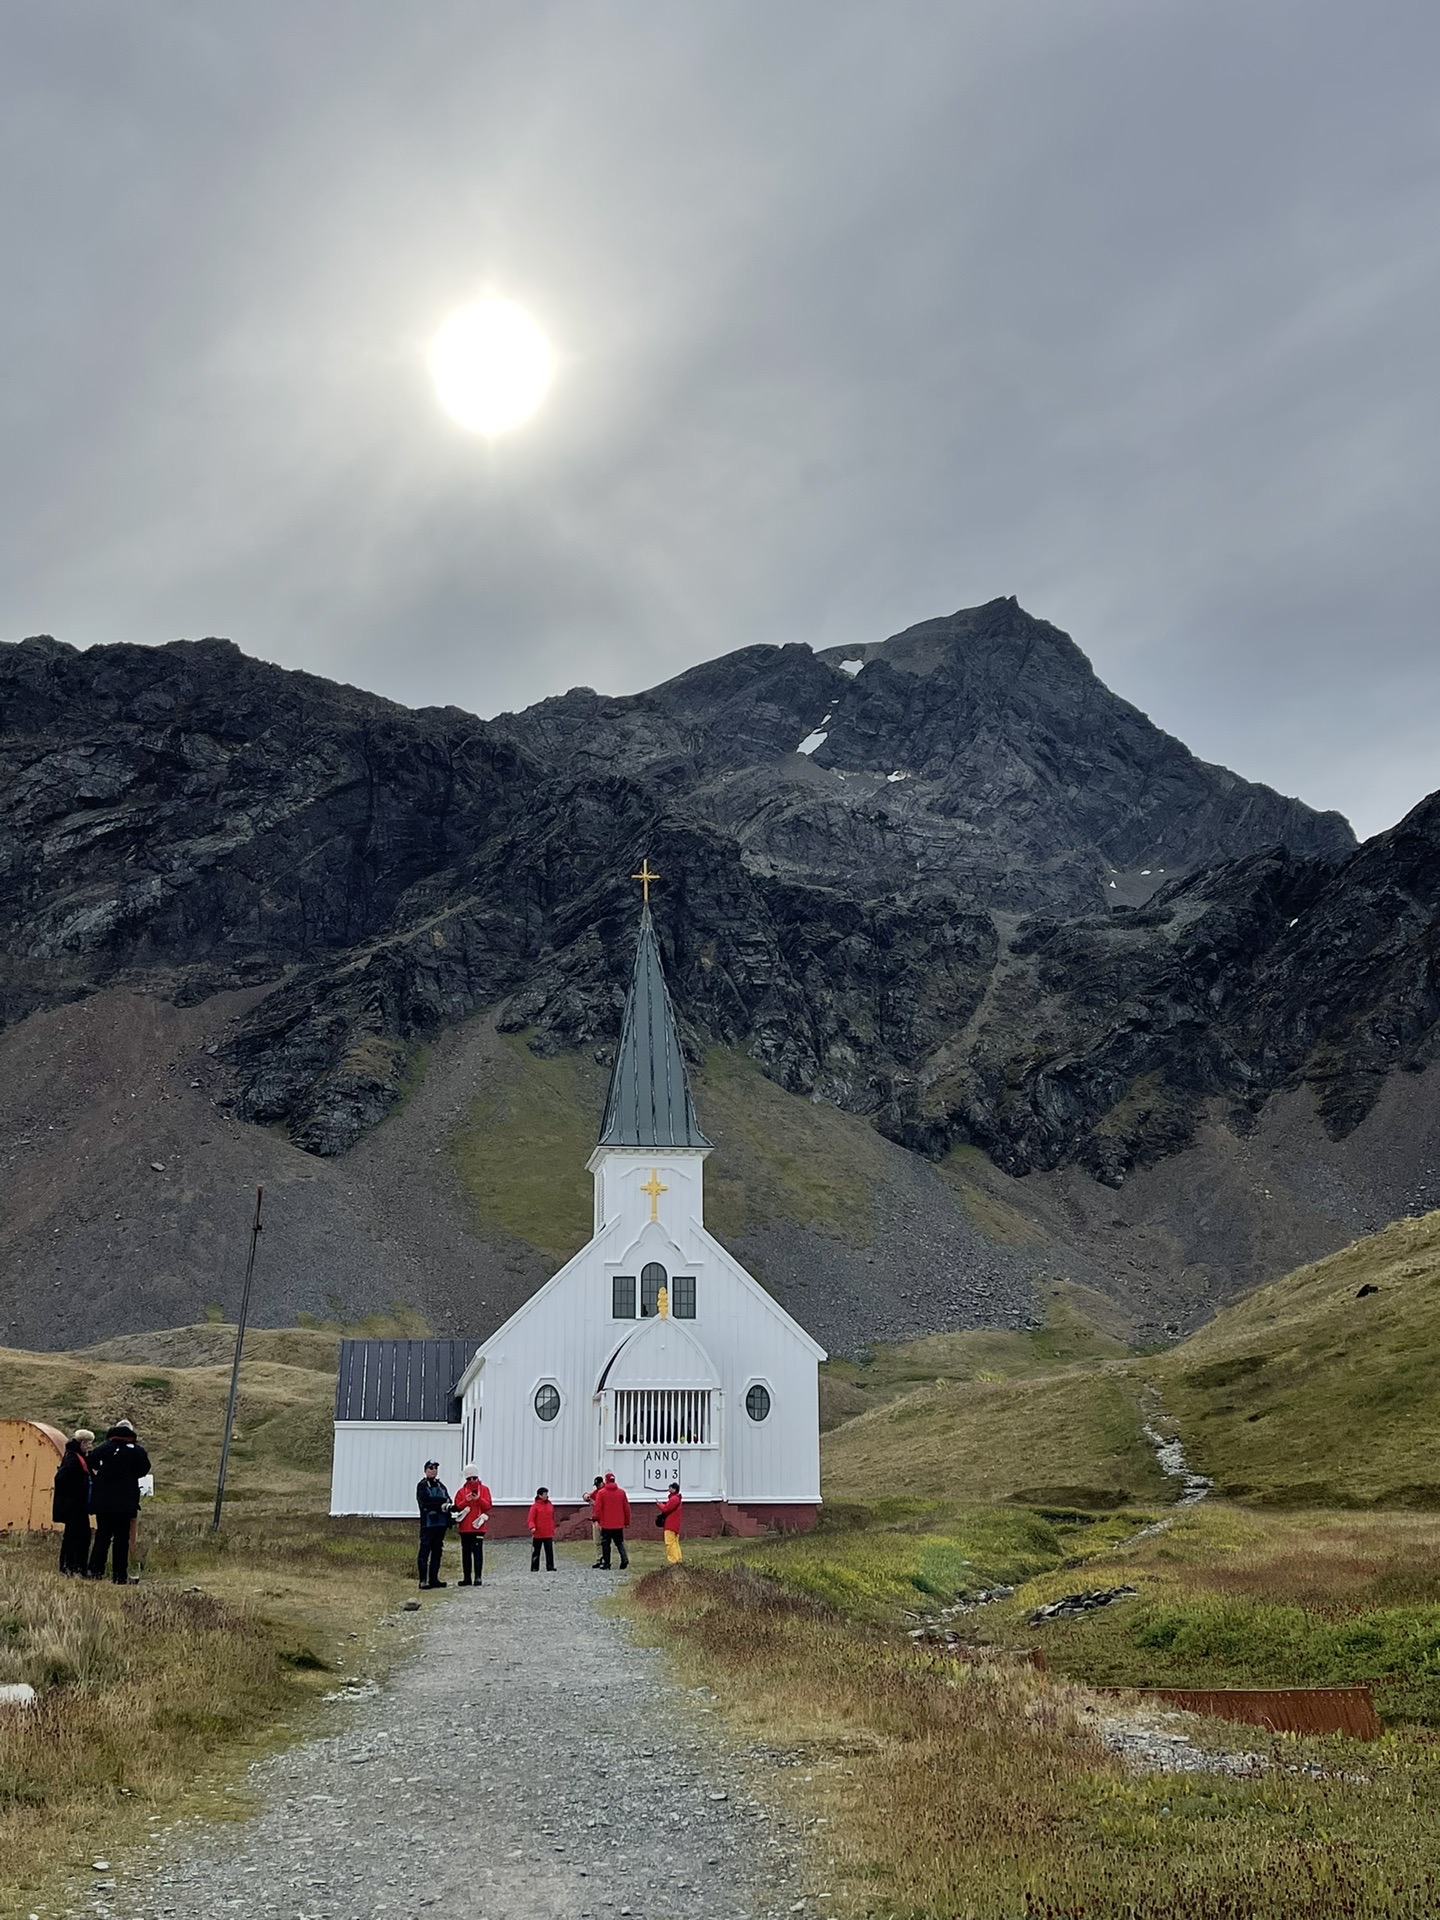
[631,858,659,904]
[640,1167,668,1220]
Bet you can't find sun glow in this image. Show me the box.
[429,298,555,435]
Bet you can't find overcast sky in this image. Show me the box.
[3,2,1437,838]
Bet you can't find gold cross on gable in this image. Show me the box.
[632,858,659,904]
[641,1167,668,1220]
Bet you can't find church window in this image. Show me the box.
[640,1262,666,1317]
[745,1382,772,1423]
[612,1274,636,1318]
[671,1274,696,1319]
[533,1383,561,1422]
[613,1388,713,1446]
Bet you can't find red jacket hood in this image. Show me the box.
[594,1482,631,1528]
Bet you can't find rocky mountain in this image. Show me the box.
[493,597,1352,911]
[1,599,1436,1351]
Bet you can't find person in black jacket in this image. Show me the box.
[52,1430,95,1575]
[86,1420,151,1584]
[415,1460,452,1589]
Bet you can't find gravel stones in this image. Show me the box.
[1092,1706,1265,1777]
[121,1546,802,1919]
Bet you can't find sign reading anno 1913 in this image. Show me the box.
[642,1449,680,1492]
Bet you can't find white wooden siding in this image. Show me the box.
[329,1422,464,1518]
[458,1146,825,1508]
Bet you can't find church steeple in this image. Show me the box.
[597,894,711,1151]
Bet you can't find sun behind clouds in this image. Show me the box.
[428,297,555,435]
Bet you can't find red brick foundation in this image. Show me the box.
[481,1500,819,1540]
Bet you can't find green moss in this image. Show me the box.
[939,1143,1051,1248]
[732,1501,1066,1620]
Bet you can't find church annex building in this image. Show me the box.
[330,883,826,1536]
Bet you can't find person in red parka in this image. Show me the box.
[452,1463,492,1587]
[656,1481,683,1565]
[594,1472,631,1570]
[587,1475,605,1568]
[528,1487,556,1572]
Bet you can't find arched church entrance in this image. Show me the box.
[596,1298,723,1500]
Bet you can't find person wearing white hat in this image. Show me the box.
[451,1463,492,1587]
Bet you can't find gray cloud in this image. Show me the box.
[2,0,1437,835]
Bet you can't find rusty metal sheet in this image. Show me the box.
[1112,1685,1383,1740]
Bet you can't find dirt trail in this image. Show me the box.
[92,1547,804,1920]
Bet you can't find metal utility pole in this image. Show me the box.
[212,1186,264,1532]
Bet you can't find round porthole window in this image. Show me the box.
[745,1383,771,1423]
[534,1383,561,1422]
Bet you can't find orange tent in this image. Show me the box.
[0,1420,66,1533]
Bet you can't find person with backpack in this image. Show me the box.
[656,1481,683,1565]
[87,1420,151,1584]
[415,1459,453,1589]
[452,1463,492,1587]
[594,1472,631,1570]
[52,1430,94,1576]
[527,1487,556,1571]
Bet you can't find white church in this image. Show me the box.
[331,875,826,1536]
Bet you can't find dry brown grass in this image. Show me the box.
[0,1337,337,1504]
[1181,1515,1440,1612]
[0,1505,418,1917]
[633,1562,1440,1919]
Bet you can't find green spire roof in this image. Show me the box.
[598,906,710,1150]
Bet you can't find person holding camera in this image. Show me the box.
[452,1463,491,1587]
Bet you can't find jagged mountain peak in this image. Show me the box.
[498,597,1352,914]
[0,606,1436,1350]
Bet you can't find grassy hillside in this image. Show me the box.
[820,1282,1163,1505]
[820,1279,1132,1428]
[635,1531,1440,1920]
[956,1502,1440,1727]
[0,1324,341,1503]
[823,1211,1440,1513]
[450,1034,890,1261]
[824,1363,1173,1508]
[1150,1208,1440,1506]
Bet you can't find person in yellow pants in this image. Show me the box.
[657,1481,683,1564]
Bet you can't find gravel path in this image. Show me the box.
[93,1546,805,1920]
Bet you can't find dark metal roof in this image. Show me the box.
[597,906,711,1150]
[334,1339,477,1423]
